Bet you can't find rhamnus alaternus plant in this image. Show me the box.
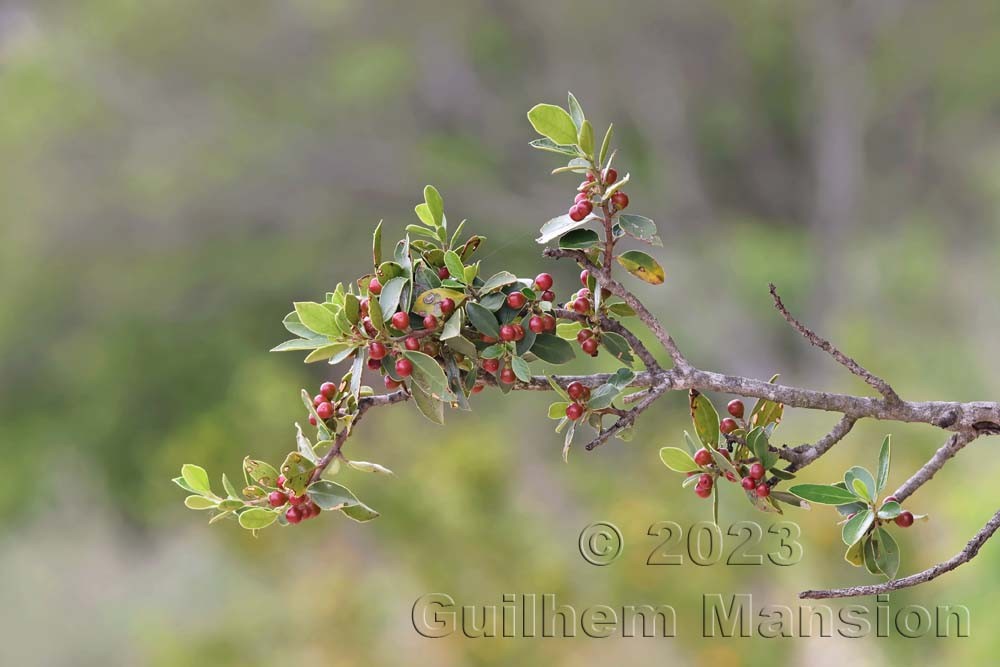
[176,93,1000,601]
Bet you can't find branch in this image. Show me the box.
[769,284,901,403]
[552,307,661,371]
[800,508,1000,599]
[585,380,674,451]
[892,431,979,503]
[780,415,858,471]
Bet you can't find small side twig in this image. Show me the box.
[769,284,901,403]
[585,381,673,451]
[552,307,661,371]
[780,415,858,471]
[892,431,979,503]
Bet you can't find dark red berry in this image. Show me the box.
[482,358,500,374]
[577,329,594,343]
[567,382,586,400]
[610,191,629,210]
[391,311,410,331]
[694,448,713,467]
[697,474,713,489]
[578,288,591,298]
[507,292,527,309]
[580,269,590,287]
[359,298,369,317]
[481,335,497,344]
[695,485,712,499]
[268,491,288,508]
[306,501,321,519]
[423,314,438,330]
[541,290,555,302]
[395,358,413,378]
[368,277,382,295]
[749,462,765,480]
[895,511,914,528]
[362,318,378,337]
[316,402,334,420]
[385,375,402,390]
[534,273,554,291]
[720,418,738,434]
[471,383,485,394]
[565,403,584,420]
[308,415,317,426]
[369,341,387,360]
[574,192,589,204]
[725,471,738,483]
[437,266,450,279]
[512,324,525,341]
[499,367,516,384]
[577,200,593,216]
[741,476,755,490]
[285,506,303,524]
[439,298,455,316]
[585,171,596,182]
[404,336,420,351]
[499,324,517,342]
[541,314,556,331]
[572,297,591,314]
[581,337,599,356]
[602,168,618,184]
[755,483,771,498]
[288,493,308,507]
[727,399,745,418]
[320,382,337,399]
[313,394,325,407]
[568,204,586,222]
[528,316,545,334]
[367,357,382,371]
[276,475,286,490]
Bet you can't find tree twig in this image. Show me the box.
[892,431,979,503]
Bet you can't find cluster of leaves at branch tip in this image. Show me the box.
[175,93,666,530]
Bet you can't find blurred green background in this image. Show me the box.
[3,0,1000,664]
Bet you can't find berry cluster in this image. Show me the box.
[481,273,560,386]
[268,475,321,525]
[563,381,591,421]
[309,381,339,425]
[882,495,915,528]
[567,168,629,222]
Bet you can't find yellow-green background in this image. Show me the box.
[3,1,1000,664]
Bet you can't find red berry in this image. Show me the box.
[529,316,545,334]
[884,495,898,504]
[895,511,914,528]
[567,382,586,400]
[369,341,387,360]
[541,314,556,331]
[471,383,485,394]
[578,288,591,298]
[395,358,413,378]
[577,329,594,343]
[384,375,402,390]
[578,200,593,216]
[507,292,527,309]
[565,403,584,420]
[694,448,713,467]
[481,335,497,344]
[359,298,369,317]
[695,485,712,499]
[368,277,382,295]
[362,318,378,337]
[572,297,591,314]
[320,382,337,399]
[285,506,303,524]
[720,418,738,434]
[602,168,618,184]
[482,358,500,374]
[534,273,554,291]
[580,270,590,287]
[585,171,596,183]
[437,266,450,279]
[725,471,738,483]
[499,324,517,342]
[423,314,438,330]
[404,336,420,351]
[499,367,516,384]
[308,415,317,426]
[610,191,629,210]
[697,474,713,488]
[313,394,325,407]
[316,402,334,420]
[741,476,755,490]
[306,501,321,519]
[439,298,456,316]
[288,493,308,507]
[727,399,745,418]
[541,290,555,302]
[367,357,382,371]
[574,193,589,204]
[512,324,525,341]
[391,311,410,331]
[568,204,586,222]
[581,337,599,356]
[268,491,288,508]
[749,462,765,480]
[755,483,771,498]
[276,475,286,490]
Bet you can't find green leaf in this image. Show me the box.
[749,374,784,430]
[616,250,665,285]
[587,384,622,410]
[876,435,891,493]
[617,214,661,246]
[238,508,278,530]
[788,484,861,505]
[372,220,383,266]
[555,321,582,340]
[424,185,444,227]
[659,447,700,473]
[546,376,570,401]
[181,464,212,496]
[282,312,316,339]
[548,402,570,419]
[874,527,900,578]
[606,303,635,318]
[529,137,578,156]
[342,502,380,522]
[567,91,585,131]
[558,228,600,249]
[465,301,501,338]
[410,381,445,425]
[403,350,456,401]
[536,212,599,244]
[444,250,465,282]
[577,119,594,156]
[270,338,327,353]
[510,356,531,383]
[480,271,518,294]
[378,277,409,321]
[222,474,240,499]
[877,501,902,520]
[530,333,576,364]
[440,310,463,341]
[842,509,874,546]
[307,479,362,511]
[599,123,613,165]
[414,202,435,227]
[771,491,810,510]
[347,460,394,475]
[527,103,578,145]
[845,539,865,567]
[294,302,339,336]
[279,452,316,496]
[295,424,319,465]
[304,343,352,364]
[600,331,634,366]
[184,495,218,510]
[846,466,876,501]
[689,390,720,449]
[747,427,778,469]
[243,458,280,488]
